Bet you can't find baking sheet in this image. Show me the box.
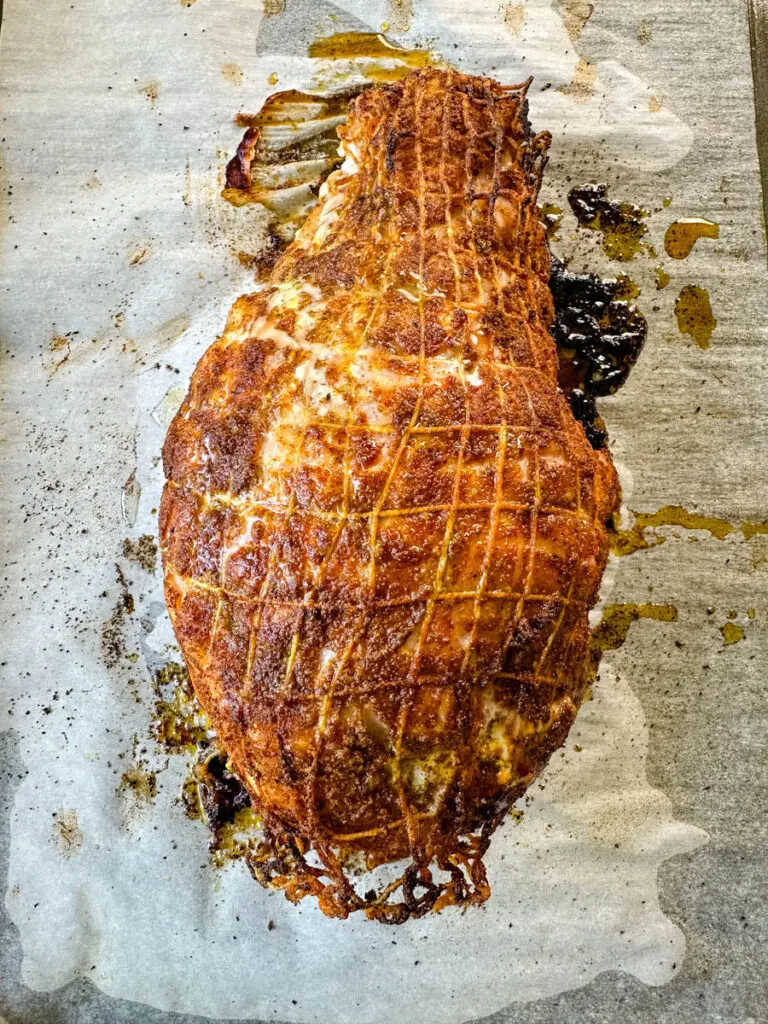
[1,0,766,1021]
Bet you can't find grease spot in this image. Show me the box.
[129,244,152,266]
[720,622,745,646]
[152,662,210,755]
[539,202,564,239]
[152,385,187,428]
[664,218,720,260]
[222,63,244,86]
[553,0,594,42]
[675,285,716,348]
[120,763,157,803]
[52,810,83,858]
[308,32,434,70]
[139,81,159,108]
[503,3,525,38]
[610,505,768,557]
[589,603,678,676]
[121,470,141,527]
[648,94,662,113]
[637,18,654,44]
[557,57,596,104]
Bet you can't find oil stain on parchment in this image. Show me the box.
[588,603,678,678]
[637,19,654,44]
[308,32,439,84]
[52,810,83,858]
[151,661,259,868]
[539,202,563,239]
[503,3,525,38]
[553,0,594,42]
[222,63,244,86]
[119,737,160,829]
[557,57,596,103]
[655,267,671,290]
[610,505,768,557]
[152,662,210,755]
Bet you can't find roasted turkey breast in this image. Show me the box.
[160,68,619,921]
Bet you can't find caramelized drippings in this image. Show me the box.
[664,218,719,260]
[550,256,647,448]
[568,183,651,261]
[539,202,564,239]
[308,31,433,67]
[609,505,768,557]
[152,661,210,753]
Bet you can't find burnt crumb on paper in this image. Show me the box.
[190,747,252,831]
[101,566,135,669]
[139,81,160,108]
[122,534,158,573]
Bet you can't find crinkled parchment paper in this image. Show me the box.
[2,0,767,1021]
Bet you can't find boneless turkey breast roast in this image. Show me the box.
[160,68,619,922]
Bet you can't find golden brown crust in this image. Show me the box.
[160,69,620,921]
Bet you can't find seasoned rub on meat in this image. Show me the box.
[160,68,620,922]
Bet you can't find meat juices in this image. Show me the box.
[160,69,619,921]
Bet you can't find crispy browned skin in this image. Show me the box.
[160,69,619,921]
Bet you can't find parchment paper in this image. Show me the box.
[1,0,766,1021]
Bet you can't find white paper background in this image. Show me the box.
[4,0,749,1020]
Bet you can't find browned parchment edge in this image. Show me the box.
[748,0,768,257]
